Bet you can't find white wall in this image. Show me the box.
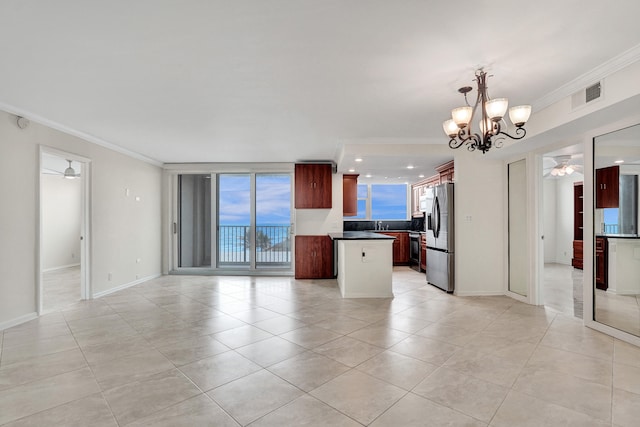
[543,179,558,263]
[555,173,583,265]
[452,151,505,296]
[0,110,162,328]
[42,174,81,270]
[543,173,584,265]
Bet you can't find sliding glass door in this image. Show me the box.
[178,174,212,267]
[255,174,292,268]
[217,174,251,267]
[177,172,291,271]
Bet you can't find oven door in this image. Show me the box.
[409,233,420,271]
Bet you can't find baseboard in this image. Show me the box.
[93,273,161,298]
[0,312,38,331]
[43,263,81,273]
[454,290,506,297]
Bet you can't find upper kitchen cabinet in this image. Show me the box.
[295,163,332,209]
[435,160,455,183]
[595,165,619,208]
[342,174,359,216]
[410,160,454,217]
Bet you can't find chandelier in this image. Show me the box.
[443,70,532,154]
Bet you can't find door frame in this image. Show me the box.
[165,163,295,275]
[38,146,92,313]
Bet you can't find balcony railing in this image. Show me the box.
[218,225,291,267]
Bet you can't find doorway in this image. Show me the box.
[39,148,91,313]
[540,146,584,317]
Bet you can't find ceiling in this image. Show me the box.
[2,1,640,182]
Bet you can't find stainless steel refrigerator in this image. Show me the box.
[424,182,454,292]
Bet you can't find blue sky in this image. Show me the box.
[217,176,407,224]
[353,184,408,220]
[218,174,291,225]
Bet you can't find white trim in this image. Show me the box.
[43,263,80,273]
[0,312,38,331]
[0,102,162,167]
[586,318,640,347]
[455,290,506,297]
[92,274,162,298]
[533,43,640,111]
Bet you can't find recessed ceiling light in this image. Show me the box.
[406,165,414,169]
[355,158,363,162]
[418,174,425,178]
[348,168,355,172]
[614,160,625,164]
[365,174,372,178]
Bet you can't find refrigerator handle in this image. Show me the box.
[434,196,441,238]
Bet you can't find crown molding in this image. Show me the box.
[532,43,640,111]
[0,102,163,167]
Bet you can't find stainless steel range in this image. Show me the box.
[408,232,420,271]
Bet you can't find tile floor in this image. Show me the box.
[543,263,583,318]
[42,266,81,314]
[1,267,640,426]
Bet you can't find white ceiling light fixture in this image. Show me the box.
[64,160,77,179]
[355,158,363,162]
[443,69,532,154]
[544,155,583,178]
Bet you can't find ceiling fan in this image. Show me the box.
[41,159,81,179]
[543,155,583,177]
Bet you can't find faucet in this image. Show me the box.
[376,221,382,230]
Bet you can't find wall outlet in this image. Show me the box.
[136,258,141,264]
[125,188,130,197]
[108,272,112,281]
[71,253,75,259]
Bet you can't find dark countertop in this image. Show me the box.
[596,234,640,239]
[329,232,396,240]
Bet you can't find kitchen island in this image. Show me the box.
[329,232,395,298]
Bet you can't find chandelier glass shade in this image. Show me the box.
[443,70,532,154]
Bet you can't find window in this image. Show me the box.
[177,172,292,271]
[348,183,408,220]
[602,208,619,234]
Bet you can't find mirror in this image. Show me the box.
[508,159,528,296]
[593,123,640,337]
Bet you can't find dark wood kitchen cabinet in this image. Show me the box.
[436,160,455,183]
[420,233,427,272]
[342,174,359,216]
[380,232,409,265]
[595,165,619,208]
[295,164,332,209]
[595,237,608,290]
[294,235,333,279]
[572,182,583,269]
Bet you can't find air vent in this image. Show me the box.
[585,82,601,103]
[571,81,603,110]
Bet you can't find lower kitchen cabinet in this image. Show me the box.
[572,240,583,269]
[295,235,333,279]
[595,237,607,290]
[380,232,409,265]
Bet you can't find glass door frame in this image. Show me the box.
[166,164,294,275]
